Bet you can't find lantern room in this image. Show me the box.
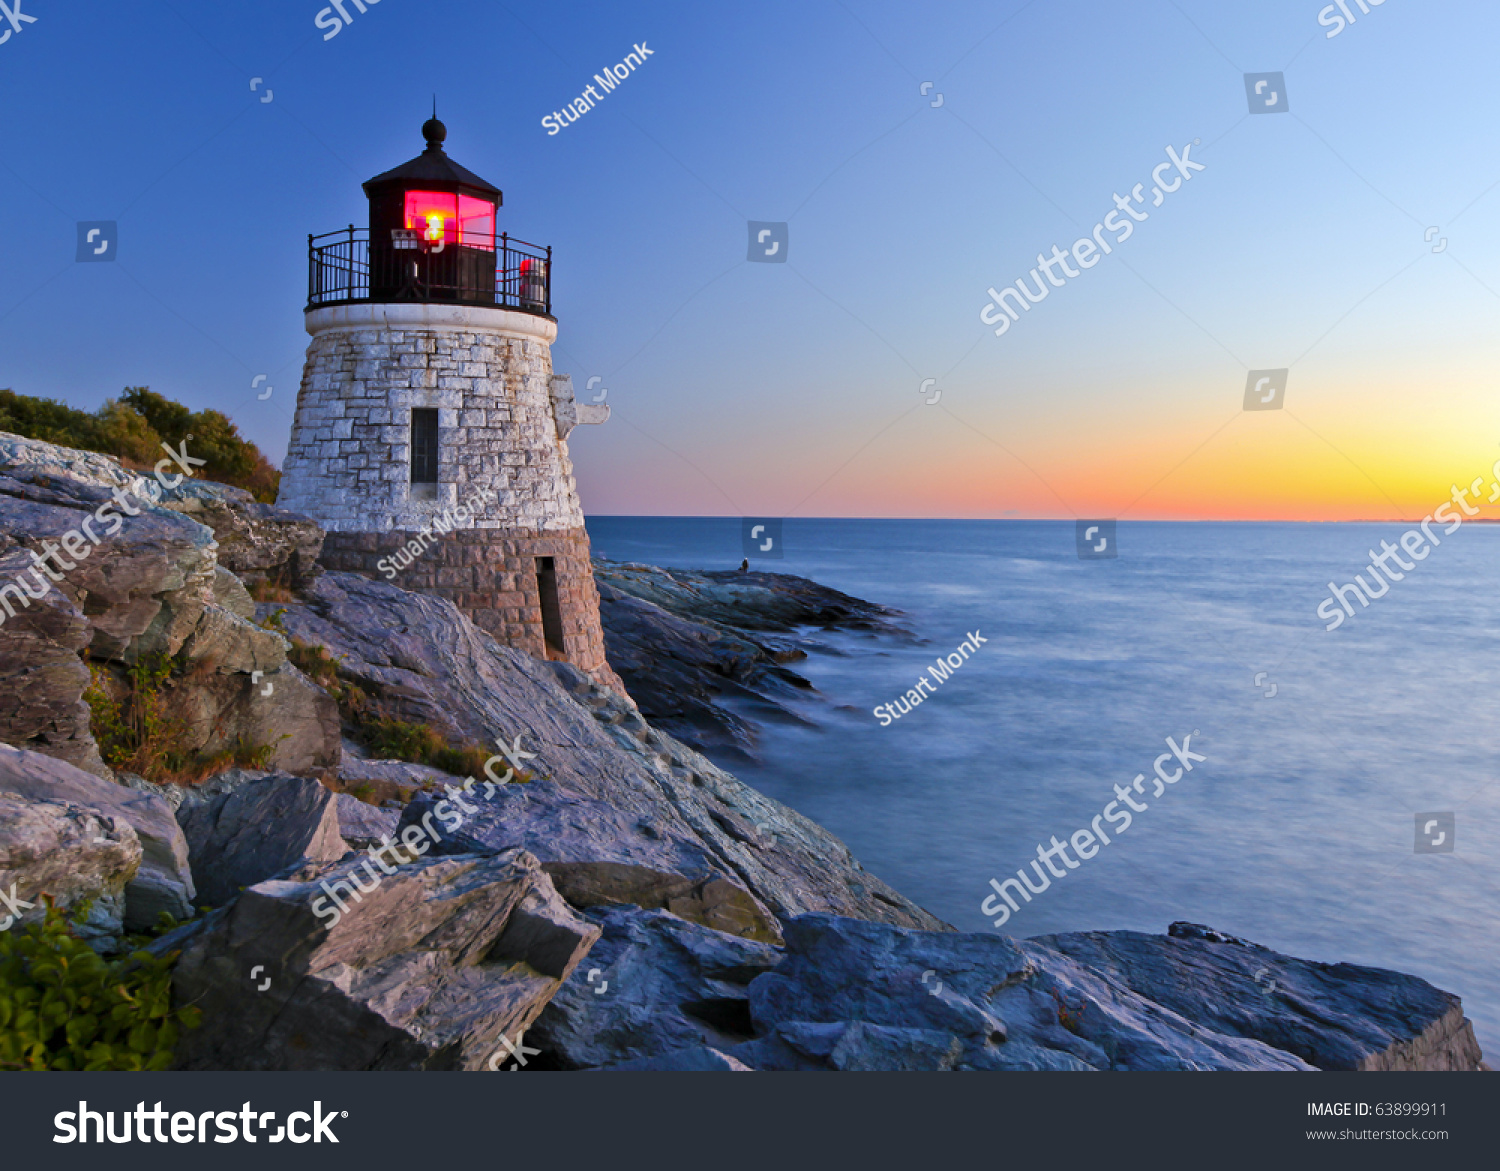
[307,116,552,314]
[364,116,500,305]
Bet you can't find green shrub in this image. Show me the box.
[0,386,280,503]
[0,389,104,451]
[120,388,281,503]
[0,900,200,1071]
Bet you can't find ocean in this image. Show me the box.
[584,516,1500,1054]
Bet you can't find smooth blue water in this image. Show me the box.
[586,517,1500,1054]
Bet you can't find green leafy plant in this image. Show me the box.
[84,655,279,784]
[84,654,192,778]
[359,716,491,779]
[0,386,280,502]
[0,899,200,1071]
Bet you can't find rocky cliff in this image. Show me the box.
[0,432,1486,1072]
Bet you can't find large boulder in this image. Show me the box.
[0,431,322,591]
[162,848,600,1070]
[1036,922,1487,1072]
[527,906,782,1069]
[0,742,192,928]
[0,791,140,945]
[737,915,1311,1071]
[333,791,400,850]
[541,861,782,944]
[595,559,902,633]
[0,545,103,777]
[593,582,789,761]
[0,466,218,664]
[735,916,1485,1072]
[276,570,946,932]
[176,772,345,907]
[153,486,323,592]
[172,662,340,778]
[0,435,340,778]
[0,469,218,778]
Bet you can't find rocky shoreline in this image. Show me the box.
[0,431,1487,1071]
[593,558,909,762]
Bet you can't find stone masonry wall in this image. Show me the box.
[319,526,618,690]
[277,322,584,534]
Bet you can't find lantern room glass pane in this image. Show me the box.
[402,190,495,251]
[404,190,457,245]
[459,195,496,250]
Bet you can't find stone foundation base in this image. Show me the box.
[319,526,626,696]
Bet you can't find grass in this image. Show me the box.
[287,637,497,779]
[84,653,282,785]
[247,580,295,604]
[287,638,341,692]
[361,717,493,779]
[86,629,518,787]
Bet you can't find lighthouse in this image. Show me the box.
[277,117,619,690]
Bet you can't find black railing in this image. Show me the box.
[307,226,552,314]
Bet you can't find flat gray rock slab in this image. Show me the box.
[1034,922,1487,1072]
[276,570,945,932]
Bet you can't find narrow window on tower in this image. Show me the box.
[410,408,439,500]
[536,556,567,659]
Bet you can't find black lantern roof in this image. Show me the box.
[309,116,549,315]
[361,117,502,205]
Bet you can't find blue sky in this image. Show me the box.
[2,0,1497,519]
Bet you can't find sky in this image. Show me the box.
[1,0,1498,521]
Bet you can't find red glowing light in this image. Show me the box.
[403,191,496,250]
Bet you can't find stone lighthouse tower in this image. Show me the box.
[277,117,619,690]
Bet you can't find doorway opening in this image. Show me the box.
[535,556,566,659]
